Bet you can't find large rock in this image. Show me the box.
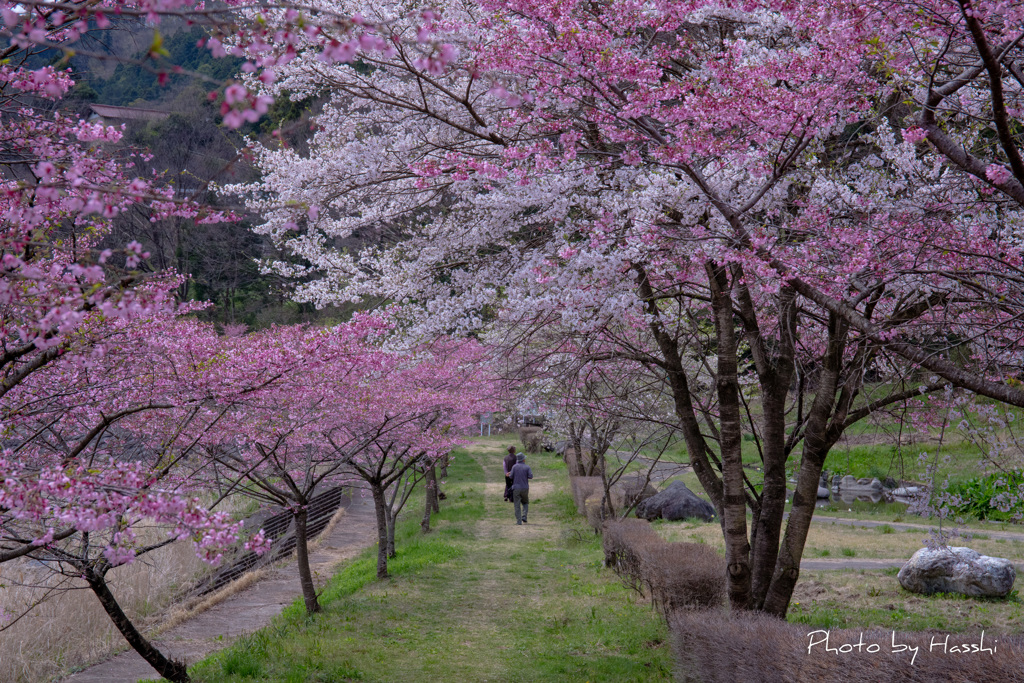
[897,546,1016,598]
[635,480,716,522]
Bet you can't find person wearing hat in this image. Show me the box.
[503,446,518,502]
[509,452,533,525]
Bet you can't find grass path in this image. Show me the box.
[191,440,673,682]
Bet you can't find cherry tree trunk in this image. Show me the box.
[761,314,849,616]
[430,469,440,513]
[568,423,585,476]
[370,485,389,579]
[761,441,829,617]
[421,464,438,533]
[385,505,397,559]
[293,507,322,614]
[745,284,797,610]
[708,263,752,611]
[84,568,190,683]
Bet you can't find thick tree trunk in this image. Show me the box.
[708,262,752,611]
[568,423,586,476]
[744,284,797,610]
[293,506,322,614]
[762,442,828,617]
[762,314,849,616]
[85,567,190,683]
[370,485,389,579]
[635,266,724,511]
[599,447,615,518]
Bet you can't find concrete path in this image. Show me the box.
[65,492,377,682]
[800,558,907,571]
[812,515,1024,542]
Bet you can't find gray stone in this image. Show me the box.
[635,480,716,522]
[837,475,883,493]
[892,486,922,497]
[817,486,831,499]
[897,546,1016,598]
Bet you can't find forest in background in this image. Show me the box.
[45,18,350,328]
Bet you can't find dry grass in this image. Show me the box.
[0,538,210,683]
[602,518,725,619]
[519,426,543,453]
[791,570,1024,633]
[569,475,602,515]
[602,518,664,573]
[640,542,725,616]
[585,493,606,532]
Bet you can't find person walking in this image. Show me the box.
[509,452,533,525]
[503,446,517,502]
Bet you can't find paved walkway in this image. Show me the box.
[813,515,1024,542]
[65,492,377,682]
[800,558,906,571]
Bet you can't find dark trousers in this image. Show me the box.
[513,489,529,523]
[504,475,513,500]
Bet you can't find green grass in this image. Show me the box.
[817,440,988,484]
[190,440,672,682]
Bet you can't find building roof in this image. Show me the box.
[89,104,171,121]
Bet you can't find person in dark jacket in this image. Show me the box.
[509,452,533,524]
[503,446,518,502]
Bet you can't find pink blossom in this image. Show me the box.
[986,164,1013,185]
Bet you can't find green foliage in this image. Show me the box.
[220,644,263,678]
[76,25,242,107]
[552,490,579,522]
[943,471,1024,521]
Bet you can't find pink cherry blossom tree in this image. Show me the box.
[320,336,491,579]
[198,319,386,614]
[0,0,471,676]
[230,0,1024,617]
[0,309,271,682]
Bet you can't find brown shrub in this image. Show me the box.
[670,609,1024,683]
[570,476,602,515]
[639,542,725,616]
[519,426,543,453]
[584,493,606,533]
[563,447,582,476]
[601,518,665,588]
